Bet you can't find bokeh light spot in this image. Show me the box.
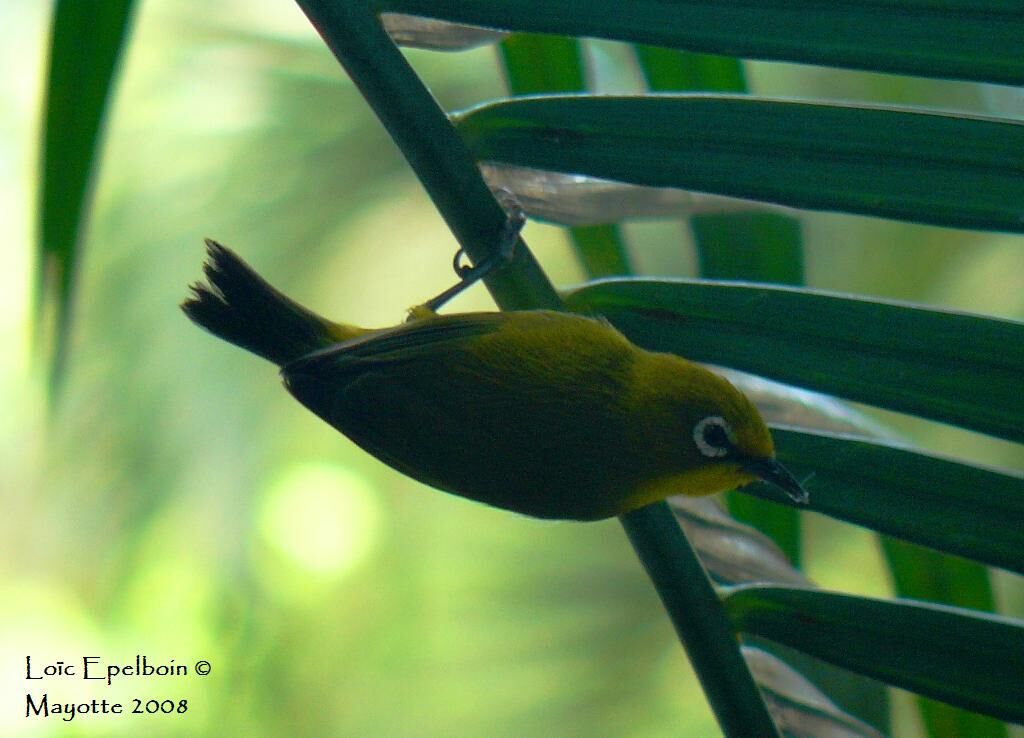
[258,462,382,578]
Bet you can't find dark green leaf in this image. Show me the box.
[383,0,1024,84]
[567,224,632,278]
[499,35,632,277]
[562,278,1024,442]
[636,45,747,93]
[881,540,1006,738]
[691,213,804,286]
[38,0,136,390]
[746,429,1024,575]
[454,95,1024,233]
[499,33,585,93]
[882,539,995,618]
[722,585,1024,724]
[914,697,1008,738]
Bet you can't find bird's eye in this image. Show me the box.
[693,416,734,458]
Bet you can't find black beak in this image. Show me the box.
[742,458,809,505]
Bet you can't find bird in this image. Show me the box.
[181,238,806,521]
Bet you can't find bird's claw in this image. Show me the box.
[420,188,526,313]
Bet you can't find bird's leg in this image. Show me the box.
[415,188,526,316]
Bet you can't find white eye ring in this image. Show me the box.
[694,416,733,458]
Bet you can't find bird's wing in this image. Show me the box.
[279,313,515,499]
[282,312,507,373]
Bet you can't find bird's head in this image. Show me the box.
[629,352,808,509]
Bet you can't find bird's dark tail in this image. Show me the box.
[181,239,359,366]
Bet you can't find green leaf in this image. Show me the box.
[747,429,1024,575]
[749,430,1016,733]
[690,213,804,287]
[636,45,747,93]
[881,540,1006,738]
[383,0,1024,84]
[37,0,136,390]
[499,35,632,277]
[562,278,1024,443]
[567,224,632,278]
[499,33,585,93]
[914,697,1008,738]
[722,585,1024,724]
[454,94,1024,233]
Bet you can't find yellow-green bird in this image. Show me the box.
[182,240,806,520]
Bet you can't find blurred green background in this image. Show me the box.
[3,1,1023,736]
